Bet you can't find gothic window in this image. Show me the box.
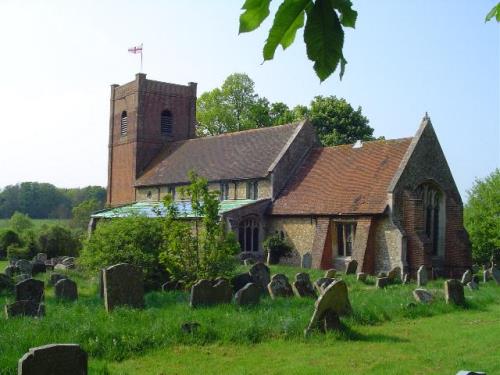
[220,182,229,200]
[337,222,356,257]
[160,110,173,135]
[246,181,258,200]
[421,185,442,256]
[238,218,259,252]
[120,111,128,136]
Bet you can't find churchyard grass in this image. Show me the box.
[0,218,70,229]
[0,265,499,374]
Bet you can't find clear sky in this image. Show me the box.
[0,0,498,200]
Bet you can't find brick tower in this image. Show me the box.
[106,73,197,206]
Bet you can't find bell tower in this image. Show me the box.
[106,73,197,206]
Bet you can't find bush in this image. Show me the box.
[263,233,292,264]
[9,211,34,233]
[38,225,81,258]
[80,217,166,290]
[6,244,30,260]
[0,229,22,258]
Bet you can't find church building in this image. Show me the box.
[92,73,472,277]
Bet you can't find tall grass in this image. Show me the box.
[0,265,498,374]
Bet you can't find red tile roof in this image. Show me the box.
[271,138,413,215]
[136,123,300,186]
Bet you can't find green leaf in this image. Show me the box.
[239,0,272,33]
[485,3,500,22]
[304,0,346,81]
[331,0,357,28]
[263,0,311,60]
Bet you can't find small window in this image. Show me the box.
[161,110,173,135]
[220,182,229,200]
[120,111,128,136]
[337,222,356,257]
[146,190,152,200]
[246,181,258,200]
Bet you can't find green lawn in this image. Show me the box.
[0,218,70,229]
[0,265,499,374]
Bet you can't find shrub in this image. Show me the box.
[38,225,81,258]
[6,244,30,260]
[9,211,34,233]
[80,216,166,290]
[263,233,292,264]
[0,229,22,258]
[71,199,102,230]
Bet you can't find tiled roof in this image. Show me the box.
[271,138,413,215]
[136,123,300,186]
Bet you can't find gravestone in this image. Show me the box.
[490,267,500,285]
[377,272,387,278]
[5,300,45,318]
[4,265,19,278]
[402,273,409,284]
[417,265,428,287]
[55,279,78,301]
[413,288,433,304]
[356,272,367,282]
[314,277,335,294]
[268,274,293,299]
[212,278,233,303]
[31,262,46,276]
[243,259,255,266]
[461,270,472,285]
[305,280,352,335]
[445,279,465,306]
[16,279,44,303]
[231,273,253,293]
[249,263,271,292]
[482,269,490,283]
[34,253,48,263]
[61,257,76,268]
[234,282,260,306]
[467,281,479,291]
[324,269,336,278]
[387,266,401,282]
[54,264,70,272]
[49,273,68,286]
[301,252,312,269]
[14,273,31,283]
[0,273,14,293]
[16,260,32,275]
[292,272,316,298]
[190,279,233,307]
[376,277,390,289]
[18,343,87,375]
[162,280,182,292]
[345,260,358,275]
[103,263,144,312]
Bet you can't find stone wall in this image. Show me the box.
[372,216,404,273]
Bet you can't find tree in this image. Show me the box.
[486,2,500,22]
[71,199,102,230]
[38,225,81,258]
[239,0,357,81]
[0,229,22,258]
[307,95,374,146]
[9,212,34,233]
[464,169,500,264]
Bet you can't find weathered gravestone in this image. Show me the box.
[5,300,45,318]
[103,263,144,312]
[16,279,44,303]
[18,344,87,375]
[31,262,46,276]
[324,269,336,278]
[4,265,19,278]
[54,264,70,272]
[243,258,255,266]
[49,273,68,286]
[301,252,312,269]
[162,280,183,292]
[467,281,479,291]
[16,260,32,275]
[305,279,352,335]
[231,272,253,293]
[0,273,14,293]
[345,260,358,275]
[234,282,260,306]
[292,272,316,298]
[461,269,472,285]
[417,265,428,287]
[387,266,401,282]
[482,268,490,283]
[14,274,31,284]
[249,263,271,292]
[455,371,487,375]
[34,253,48,263]
[490,267,500,285]
[413,288,433,304]
[190,279,233,307]
[402,273,409,284]
[356,272,367,282]
[268,274,293,299]
[376,277,390,289]
[445,279,465,306]
[55,279,78,301]
[314,277,335,294]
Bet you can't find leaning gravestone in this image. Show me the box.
[234,282,260,306]
[345,260,358,275]
[5,300,45,318]
[190,279,233,307]
[413,288,433,304]
[55,279,78,301]
[16,279,44,303]
[461,270,472,285]
[231,273,253,293]
[314,277,335,294]
[49,273,68,286]
[305,279,352,335]
[301,252,312,269]
[249,263,271,292]
[268,274,293,299]
[376,277,390,289]
[445,279,465,306]
[417,265,428,287]
[387,266,401,282]
[18,344,87,375]
[16,260,32,275]
[292,272,316,298]
[356,272,367,282]
[324,269,336,278]
[103,263,144,312]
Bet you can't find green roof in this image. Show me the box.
[91,199,259,219]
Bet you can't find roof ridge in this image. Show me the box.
[319,137,414,151]
[197,122,299,140]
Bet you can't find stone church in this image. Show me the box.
[93,73,471,277]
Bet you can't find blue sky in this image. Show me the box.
[0,0,498,200]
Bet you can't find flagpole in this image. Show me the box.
[140,43,143,72]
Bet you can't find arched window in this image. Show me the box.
[160,110,172,135]
[238,217,259,252]
[120,111,128,136]
[418,183,444,256]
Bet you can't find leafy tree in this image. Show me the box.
[464,169,500,264]
[71,199,102,230]
[239,0,357,81]
[38,225,81,258]
[9,212,34,233]
[0,229,22,258]
[486,2,500,22]
[159,172,239,286]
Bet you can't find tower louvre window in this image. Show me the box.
[161,110,173,135]
[120,111,128,136]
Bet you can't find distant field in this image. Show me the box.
[0,218,71,229]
